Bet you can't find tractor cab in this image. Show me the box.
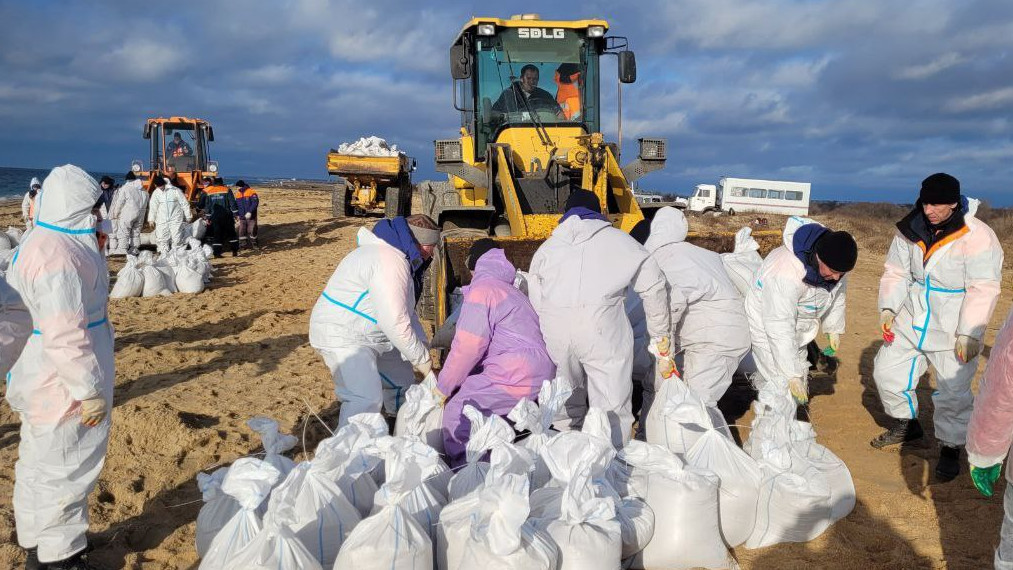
[133,116,219,200]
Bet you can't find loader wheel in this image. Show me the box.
[332,183,352,218]
[384,177,413,218]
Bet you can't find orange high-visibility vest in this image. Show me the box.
[555,71,582,120]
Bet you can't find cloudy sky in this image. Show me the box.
[1,0,1012,203]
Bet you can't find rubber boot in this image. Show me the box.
[44,551,100,570]
[935,445,962,482]
[870,417,924,448]
[25,547,41,570]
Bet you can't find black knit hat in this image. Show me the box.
[152,175,166,187]
[564,189,601,214]
[629,219,651,245]
[235,179,247,188]
[920,172,960,205]
[214,177,225,185]
[99,175,114,187]
[467,238,500,271]
[815,230,858,273]
[125,171,137,181]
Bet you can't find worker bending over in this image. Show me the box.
[745,216,856,408]
[873,173,1002,482]
[529,189,670,446]
[309,215,438,427]
[8,165,114,570]
[642,207,750,409]
[435,240,556,467]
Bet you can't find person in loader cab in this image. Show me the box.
[166,132,192,158]
[492,64,563,117]
[528,189,672,446]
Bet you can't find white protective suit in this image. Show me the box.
[0,275,32,377]
[22,177,39,229]
[147,182,192,252]
[108,179,149,255]
[874,198,1002,446]
[745,217,847,403]
[6,165,115,564]
[528,214,669,445]
[645,207,751,408]
[308,226,431,427]
[625,288,655,439]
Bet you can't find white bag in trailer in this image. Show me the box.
[509,377,573,488]
[199,458,281,569]
[686,428,763,548]
[195,467,240,558]
[455,473,559,570]
[311,413,387,517]
[623,440,732,570]
[225,464,323,570]
[447,405,515,501]
[394,372,445,454]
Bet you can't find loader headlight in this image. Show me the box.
[477,24,495,36]
[131,161,142,173]
[587,26,605,38]
[435,139,463,163]
[638,138,667,161]
[208,162,219,173]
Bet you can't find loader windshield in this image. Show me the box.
[153,122,209,173]
[474,27,600,155]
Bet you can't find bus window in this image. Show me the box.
[767,190,782,200]
[748,188,766,199]
[785,191,804,201]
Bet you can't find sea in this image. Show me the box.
[0,166,291,201]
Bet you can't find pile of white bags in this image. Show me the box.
[646,377,732,459]
[110,243,213,298]
[196,368,854,569]
[335,135,402,157]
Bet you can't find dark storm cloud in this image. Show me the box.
[1,0,1011,202]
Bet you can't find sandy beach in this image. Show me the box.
[0,185,1010,569]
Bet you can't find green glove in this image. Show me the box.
[971,464,1002,497]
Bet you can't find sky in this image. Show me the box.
[1,0,1012,204]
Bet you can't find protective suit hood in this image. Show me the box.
[29,177,41,189]
[645,206,688,253]
[36,165,100,233]
[552,215,611,246]
[372,217,425,275]
[470,248,515,286]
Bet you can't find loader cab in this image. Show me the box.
[144,119,214,175]
[451,16,632,161]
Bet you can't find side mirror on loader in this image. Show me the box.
[451,44,472,80]
[618,50,637,83]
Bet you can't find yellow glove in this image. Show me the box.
[655,336,671,358]
[658,357,679,380]
[956,335,982,364]
[880,309,896,334]
[788,377,809,405]
[80,397,108,427]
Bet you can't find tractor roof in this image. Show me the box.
[146,116,210,125]
[454,15,609,45]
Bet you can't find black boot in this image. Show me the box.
[935,445,962,482]
[44,551,100,570]
[870,418,924,448]
[25,547,41,570]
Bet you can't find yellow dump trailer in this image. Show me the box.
[326,151,415,218]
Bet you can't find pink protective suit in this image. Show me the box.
[438,248,556,467]
[967,307,1013,474]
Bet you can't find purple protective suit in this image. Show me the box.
[438,248,556,467]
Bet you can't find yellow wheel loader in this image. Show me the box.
[417,14,781,333]
[417,15,669,327]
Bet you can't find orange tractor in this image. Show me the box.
[131,116,219,200]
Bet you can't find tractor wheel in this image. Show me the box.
[332,182,352,218]
[385,175,412,218]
